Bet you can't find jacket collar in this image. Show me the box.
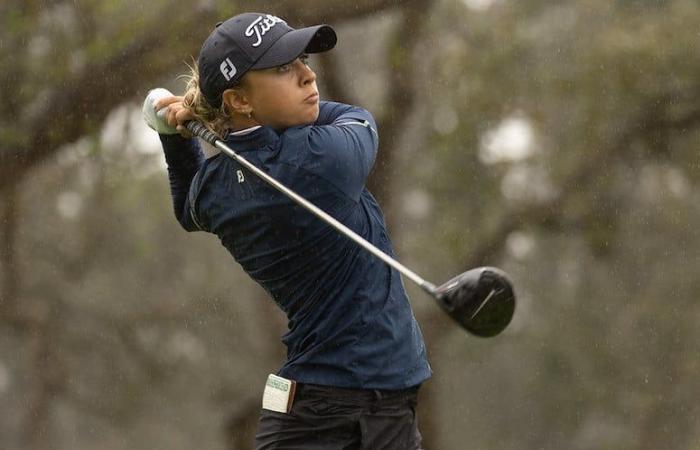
[223,126,280,152]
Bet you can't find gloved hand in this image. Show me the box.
[142,88,179,134]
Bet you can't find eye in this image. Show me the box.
[299,54,310,66]
[276,63,292,73]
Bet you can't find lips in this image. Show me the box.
[304,92,319,103]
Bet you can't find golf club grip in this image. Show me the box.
[186,121,220,145]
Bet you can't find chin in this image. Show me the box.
[296,109,320,126]
[307,108,320,123]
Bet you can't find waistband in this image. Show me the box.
[295,383,420,407]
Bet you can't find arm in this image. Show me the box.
[143,90,204,232]
[315,101,378,130]
[159,134,205,232]
[305,101,379,200]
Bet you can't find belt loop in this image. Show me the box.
[369,389,382,413]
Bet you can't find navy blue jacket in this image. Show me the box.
[160,101,431,389]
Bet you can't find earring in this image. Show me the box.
[247,111,253,119]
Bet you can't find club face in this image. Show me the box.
[434,267,516,337]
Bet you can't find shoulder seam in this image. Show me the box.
[335,120,378,138]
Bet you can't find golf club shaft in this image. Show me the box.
[188,122,437,296]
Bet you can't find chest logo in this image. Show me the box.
[245,14,285,48]
[236,170,245,183]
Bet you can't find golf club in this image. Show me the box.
[186,121,516,337]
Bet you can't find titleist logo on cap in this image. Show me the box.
[245,14,285,47]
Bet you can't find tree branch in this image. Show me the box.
[274,0,411,24]
[0,0,412,193]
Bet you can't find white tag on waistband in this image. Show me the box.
[262,374,297,414]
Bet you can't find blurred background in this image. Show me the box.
[1,0,699,449]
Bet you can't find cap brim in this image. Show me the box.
[252,25,336,70]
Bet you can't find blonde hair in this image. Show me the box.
[181,61,237,136]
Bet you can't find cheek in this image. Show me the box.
[252,84,293,115]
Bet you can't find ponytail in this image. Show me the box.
[181,61,234,136]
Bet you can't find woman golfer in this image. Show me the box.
[145,12,431,449]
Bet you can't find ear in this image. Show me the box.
[222,88,252,116]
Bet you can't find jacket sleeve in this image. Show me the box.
[159,133,205,232]
[304,101,379,201]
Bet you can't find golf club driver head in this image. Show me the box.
[434,267,516,337]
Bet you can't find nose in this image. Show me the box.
[298,60,316,86]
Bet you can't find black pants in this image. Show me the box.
[254,383,423,450]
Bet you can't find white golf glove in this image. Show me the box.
[142,88,178,134]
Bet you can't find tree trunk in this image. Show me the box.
[1,184,19,321]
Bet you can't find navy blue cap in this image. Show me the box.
[198,13,337,108]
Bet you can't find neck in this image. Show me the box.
[231,114,259,131]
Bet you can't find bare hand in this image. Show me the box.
[154,96,196,138]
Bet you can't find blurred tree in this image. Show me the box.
[396,0,700,448]
[0,0,411,191]
[0,1,441,449]
[2,0,700,449]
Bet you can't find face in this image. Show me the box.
[237,55,320,129]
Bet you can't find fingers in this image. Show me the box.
[154,97,185,124]
[176,124,193,139]
[174,106,196,124]
[172,106,196,139]
[153,96,197,138]
[155,97,184,127]
[153,95,181,112]
[164,104,180,127]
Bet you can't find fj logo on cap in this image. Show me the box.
[245,14,285,47]
[220,58,237,81]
